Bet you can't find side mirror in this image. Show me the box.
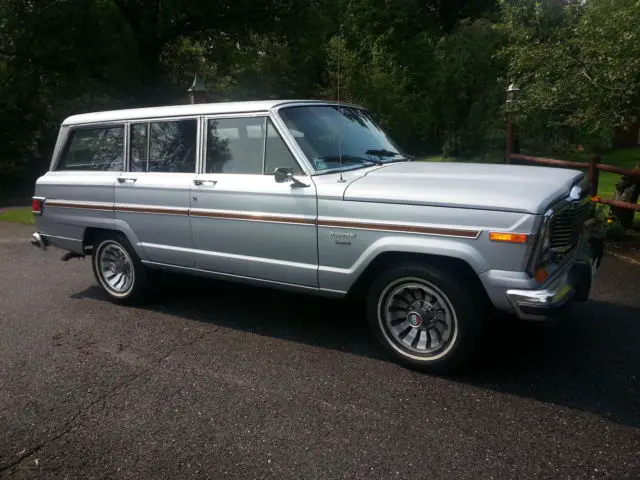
[274,167,309,188]
[274,167,293,183]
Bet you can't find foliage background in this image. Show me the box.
[1,0,639,200]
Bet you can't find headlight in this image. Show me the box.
[527,209,554,276]
[541,222,552,253]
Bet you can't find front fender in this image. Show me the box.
[318,235,489,294]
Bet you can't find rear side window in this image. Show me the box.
[58,125,124,171]
[129,119,197,173]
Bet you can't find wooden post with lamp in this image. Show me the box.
[505,82,520,164]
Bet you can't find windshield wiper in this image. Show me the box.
[315,155,383,166]
[365,148,400,157]
[365,149,413,162]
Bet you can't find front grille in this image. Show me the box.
[549,201,592,259]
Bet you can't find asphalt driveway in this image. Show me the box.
[1,222,639,479]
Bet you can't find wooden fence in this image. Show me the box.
[507,153,640,213]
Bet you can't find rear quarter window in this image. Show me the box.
[57,125,124,171]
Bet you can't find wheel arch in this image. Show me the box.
[346,251,488,302]
[82,222,146,259]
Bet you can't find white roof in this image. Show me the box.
[61,99,361,126]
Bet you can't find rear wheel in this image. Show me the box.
[91,232,149,304]
[365,262,486,373]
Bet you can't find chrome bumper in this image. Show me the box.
[30,232,48,250]
[506,237,604,320]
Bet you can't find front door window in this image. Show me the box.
[205,117,303,175]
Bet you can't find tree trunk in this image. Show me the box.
[611,161,640,228]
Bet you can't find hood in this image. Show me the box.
[342,161,584,214]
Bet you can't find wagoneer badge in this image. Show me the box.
[330,230,356,245]
[329,231,356,238]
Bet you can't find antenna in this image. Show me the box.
[337,24,345,183]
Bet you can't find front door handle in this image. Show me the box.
[117,177,137,184]
[193,179,217,186]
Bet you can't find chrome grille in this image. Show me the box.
[549,201,592,258]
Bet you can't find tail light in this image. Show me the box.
[32,197,45,215]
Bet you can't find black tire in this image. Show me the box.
[91,231,150,305]
[365,262,487,373]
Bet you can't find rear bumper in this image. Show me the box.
[505,237,604,320]
[30,232,49,250]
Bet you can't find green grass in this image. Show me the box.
[420,150,505,164]
[0,207,35,225]
[421,155,448,162]
[536,147,640,198]
[591,149,640,198]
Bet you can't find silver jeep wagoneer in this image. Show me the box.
[31,100,604,372]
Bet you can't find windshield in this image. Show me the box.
[277,105,408,173]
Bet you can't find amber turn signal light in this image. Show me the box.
[534,267,548,283]
[489,232,528,244]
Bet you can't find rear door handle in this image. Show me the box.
[193,179,217,186]
[117,177,137,184]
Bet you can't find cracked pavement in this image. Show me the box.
[1,222,640,479]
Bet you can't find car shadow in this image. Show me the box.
[73,273,388,362]
[454,301,640,429]
[72,271,640,430]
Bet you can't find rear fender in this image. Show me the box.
[81,220,146,260]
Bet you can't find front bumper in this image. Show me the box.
[506,237,604,320]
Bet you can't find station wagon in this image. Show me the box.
[30,100,604,372]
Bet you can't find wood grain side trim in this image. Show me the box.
[45,200,113,211]
[43,200,480,238]
[45,200,189,215]
[115,204,189,215]
[189,209,316,225]
[318,219,480,239]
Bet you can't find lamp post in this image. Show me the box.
[505,82,520,164]
[188,74,209,104]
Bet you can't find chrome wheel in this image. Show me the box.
[97,240,135,296]
[378,277,458,360]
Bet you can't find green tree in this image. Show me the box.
[321,0,503,154]
[499,0,640,152]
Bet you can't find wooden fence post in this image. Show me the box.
[588,154,600,197]
[505,82,520,164]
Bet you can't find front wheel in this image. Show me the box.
[365,263,487,373]
[91,232,149,304]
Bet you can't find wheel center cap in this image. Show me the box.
[111,261,127,274]
[407,311,423,328]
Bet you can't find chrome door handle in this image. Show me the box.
[193,179,217,186]
[117,177,137,184]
